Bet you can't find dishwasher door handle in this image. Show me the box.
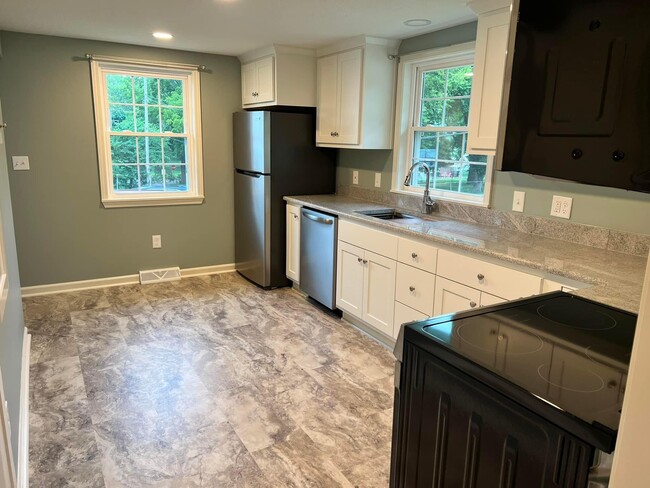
[302,211,334,225]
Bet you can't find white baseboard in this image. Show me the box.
[17,330,30,488]
[20,263,236,297]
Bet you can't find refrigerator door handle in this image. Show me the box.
[235,169,264,178]
[302,211,334,225]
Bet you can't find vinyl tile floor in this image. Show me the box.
[24,272,396,487]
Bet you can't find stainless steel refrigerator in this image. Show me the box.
[233,110,336,288]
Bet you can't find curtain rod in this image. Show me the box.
[85,54,207,72]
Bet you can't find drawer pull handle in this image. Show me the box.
[362,259,368,264]
[411,252,418,259]
[409,286,416,292]
[469,301,477,308]
[357,257,363,263]
[477,273,485,281]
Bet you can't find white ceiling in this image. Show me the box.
[0,0,476,56]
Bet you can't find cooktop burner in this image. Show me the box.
[420,292,636,433]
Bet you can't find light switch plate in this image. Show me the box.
[12,156,30,170]
[352,171,359,185]
[152,235,162,249]
[374,172,381,188]
[550,195,573,219]
[512,191,525,212]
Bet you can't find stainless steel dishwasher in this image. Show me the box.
[300,207,338,310]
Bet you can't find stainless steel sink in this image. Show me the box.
[355,209,418,220]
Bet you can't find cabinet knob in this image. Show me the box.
[0,123,6,129]
[411,252,418,259]
[469,301,477,308]
[334,132,339,137]
[362,259,368,264]
[357,257,363,263]
[409,286,416,292]
[477,273,485,281]
[330,131,335,137]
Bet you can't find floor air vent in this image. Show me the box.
[139,267,182,284]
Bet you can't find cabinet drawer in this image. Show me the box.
[437,249,542,300]
[397,237,438,274]
[394,302,428,339]
[339,219,398,259]
[480,292,506,307]
[395,263,435,316]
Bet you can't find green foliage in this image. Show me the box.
[420,64,473,127]
[106,74,188,192]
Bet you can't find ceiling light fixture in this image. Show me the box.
[403,19,432,27]
[153,32,174,40]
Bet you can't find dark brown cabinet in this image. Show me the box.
[391,343,594,487]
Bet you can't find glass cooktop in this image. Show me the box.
[421,292,637,432]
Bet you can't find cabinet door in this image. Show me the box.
[336,241,364,318]
[285,205,300,282]
[336,48,362,145]
[255,56,275,103]
[467,8,510,155]
[480,291,506,307]
[316,54,339,144]
[362,250,396,336]
[241,61,258,106]
[433,277,481,316]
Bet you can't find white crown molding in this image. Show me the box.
[20,264,236,297]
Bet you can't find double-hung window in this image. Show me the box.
[393,43,492,205]
[90,57,204,208]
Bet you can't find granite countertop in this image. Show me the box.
[285,194,647,314]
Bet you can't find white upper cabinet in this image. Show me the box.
[467,0,512,155]
[239,45,316,108]
[316,36,399,149]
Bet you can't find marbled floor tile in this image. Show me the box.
[66,289,110,312]
[140,281,185,302]
[220,386,299,453]
[25,317,74,337]
[30,426,101,478]
[23,293,71,322]
[29,459,106,488]
[30,356,88,410]
[104,283,152,313]
[31,333,79,365]
[252,428,353,488]
[31,398,93,437]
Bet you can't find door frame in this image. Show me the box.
[0,368,16,488]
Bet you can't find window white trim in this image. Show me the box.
[90,59,204,208]
[391,42,494,207]
[0,209,8,324]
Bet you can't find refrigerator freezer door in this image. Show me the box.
[233,111,271,174]
[234,170,271,286]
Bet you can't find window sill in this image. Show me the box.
[389,188,489,208]
[102,195,205,208]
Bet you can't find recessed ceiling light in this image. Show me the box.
[153,32,174,40]
[403,19,432,27]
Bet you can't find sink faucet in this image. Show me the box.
[404,162,437,214]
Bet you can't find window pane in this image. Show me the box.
[161,108,185,133]
[462,163,487,194]
[106,74,133,104]
[164,164,188,191]
[433,162,461,192]
[134,77,160,105]
[110,136,137,164]
[446,66,473,97]
[163,137,187,164]
[137,137,163,164]
[139,164,164,191]
[422,70,445,99]
[420,100,443,127]
[110,105,134,132]
[135,106,161,133]
[438,132,466,161]
[444,99,470,127]
[413,131,437,161]
[160,79,184,106]
[113,165,139,191]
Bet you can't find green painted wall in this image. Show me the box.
[336,23,650,235]
[0,98,26,462]
[0,31,241,286]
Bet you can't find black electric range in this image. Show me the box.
[394,291,637,453]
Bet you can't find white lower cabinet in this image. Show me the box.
[336,241,396,337]
[480,292,507,307]
[286,204,301,282]
[394,302,428,338]
[395,263,436,315]
[434,277,481,316]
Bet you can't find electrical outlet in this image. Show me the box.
[12,156,30,170]
[352,171,359,185]
[512,191,525,212]
[550,195,573,219]
[374,172,382,188]
[152,235,162,249]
